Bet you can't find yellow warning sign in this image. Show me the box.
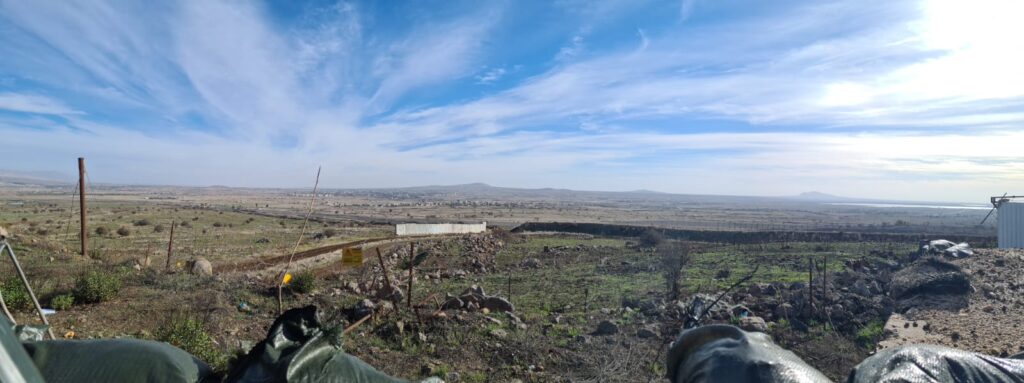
[342,248,364,266]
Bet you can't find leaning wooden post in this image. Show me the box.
[407,242,414,309]
[78,157,87,257]
[376,248,393,289]
[166,221,176,270]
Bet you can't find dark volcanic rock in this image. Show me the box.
[890,258,970,299]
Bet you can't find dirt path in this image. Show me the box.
[214,233,465,277]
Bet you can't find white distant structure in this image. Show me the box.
[984,195,1024,248]
[396,222,486,236]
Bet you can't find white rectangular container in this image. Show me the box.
[999,202,1024,248]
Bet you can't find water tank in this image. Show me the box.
[999,202,1024,248]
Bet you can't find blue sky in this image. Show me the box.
[1,0,1022,202]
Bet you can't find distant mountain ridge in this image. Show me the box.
[0,175,975,206]
[0,169,73,186]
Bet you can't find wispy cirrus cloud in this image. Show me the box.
[0,0,1021,201]
[0,93,81,116]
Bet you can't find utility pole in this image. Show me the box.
[78,157,87,256]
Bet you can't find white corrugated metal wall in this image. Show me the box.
[998,202,1024,248]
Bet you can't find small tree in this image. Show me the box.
[116,227,131,237]
[658,241,691,302]
[95,226,109,236]
[639,229,665,248]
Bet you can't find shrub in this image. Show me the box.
[116,227,131,237]
[290,271,316,294]
[73,271,122,303]
[156,316,226,372]
[212,222,223,228]
[658,242,692,302]
[133,219,151,226]
[50,294,74,310]
[153,224,165,233]
[639,229,665,248]
[0,279,31,310]
[856,320,885,348]
[323,228,337,238]
[87,248,106,261]
[490,226,512,242]
[95,226,109,236]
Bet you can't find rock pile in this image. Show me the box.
[440,285,515,313]
[698,254,974,335]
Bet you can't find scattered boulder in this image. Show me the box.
[594,320,619,336]
[353,299,376,319]
[506,313,527,330]
[481,297,515,313]
[521,258,542,268]
[489,329,508,339]
[714,269,731,279]
[738,316,768,332]
[773,303,794,319]
[190,258,213,276]
[376,284,404,303]
[441,297,464,310]
[637,325,658,339]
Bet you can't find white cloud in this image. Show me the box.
[679,0,696,21]
[369,13,499,109]
[1,0,1022,202]
[475,67,507,85]
[0,93,82,115]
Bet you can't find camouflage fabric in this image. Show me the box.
[226,306,440,383]
[667,324,1024,383]
[666,325,831,383]
[22,338,214,383]
[845,344,1024,383]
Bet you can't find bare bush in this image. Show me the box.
[639,229,665,248]
[658,241,691,302]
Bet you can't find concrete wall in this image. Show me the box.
[396,222,486,236]
[999,202,1024,248]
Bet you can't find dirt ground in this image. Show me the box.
[881,248,1024,357]
[0,190,1009,382]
